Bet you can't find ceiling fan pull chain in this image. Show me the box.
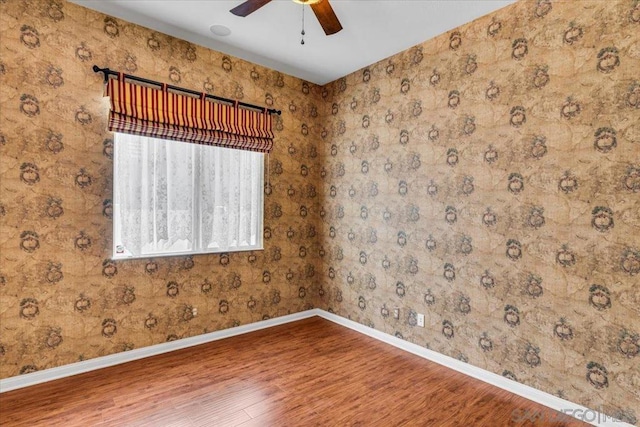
[301,5,305,45]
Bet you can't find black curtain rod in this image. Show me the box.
[93,65,281,115]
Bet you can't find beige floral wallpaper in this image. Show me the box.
[1,0,639,423]
[0,0,323,378]
[317,0,639,423]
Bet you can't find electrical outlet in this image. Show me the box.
[192,307,198,317]
[417,313,425,327]
[393,308,400,319]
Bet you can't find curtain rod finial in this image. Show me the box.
[93,65,111,83]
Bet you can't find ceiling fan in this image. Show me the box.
[230,0,343,35]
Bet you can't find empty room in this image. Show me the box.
[0,0,638,425]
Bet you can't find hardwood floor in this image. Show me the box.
[0,317,586,426]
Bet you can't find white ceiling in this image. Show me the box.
[70,0,516,85]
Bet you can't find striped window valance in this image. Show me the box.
[106,74,274,153]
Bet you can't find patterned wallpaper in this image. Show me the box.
[1,0,639,423]
[0,0,323,378]
[317,0,639,423]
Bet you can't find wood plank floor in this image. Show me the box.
[0,317,586,426]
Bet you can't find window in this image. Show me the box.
[113,133,264,259]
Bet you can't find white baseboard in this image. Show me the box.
[0,310,318,394]
[0,308,631,427]
[315,310,633,427]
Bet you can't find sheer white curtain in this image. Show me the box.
[114,133,263,258]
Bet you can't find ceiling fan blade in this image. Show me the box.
[310,0,343,35]
[230,0,272,17]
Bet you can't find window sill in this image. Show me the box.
[112,245,264,261]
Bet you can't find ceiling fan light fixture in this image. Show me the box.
[231,0,341,36]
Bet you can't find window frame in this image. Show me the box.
[112,133,264,260]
